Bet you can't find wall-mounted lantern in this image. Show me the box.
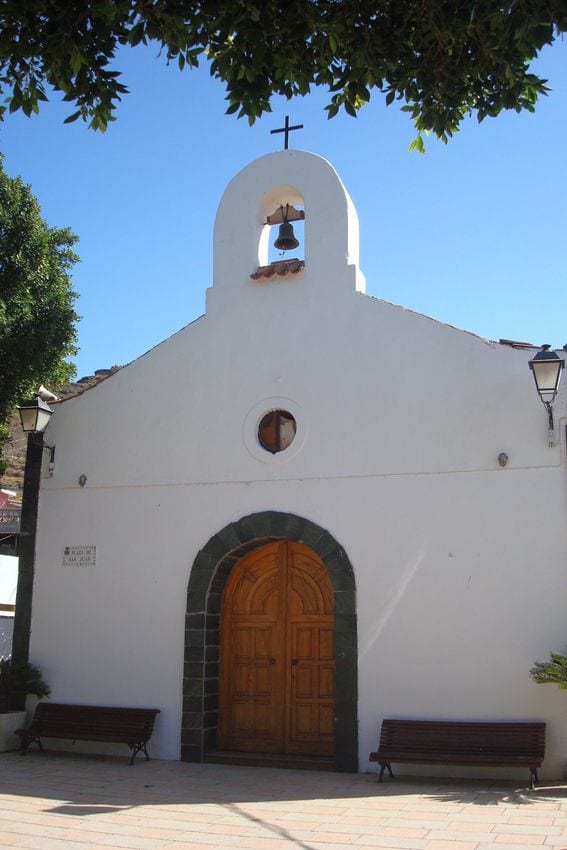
[18,396,53,434]
[18,396,55,471]
[528,345,564,442]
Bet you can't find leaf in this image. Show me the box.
[70,51,85,76]
[64,110,82,124]
[409,134,425,154]
[128,22,145,46]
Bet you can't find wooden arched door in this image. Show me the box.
[218,541,335,756]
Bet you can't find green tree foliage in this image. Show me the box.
[0,1,566,144]
[530,649,567,690]
[0,156,79,473]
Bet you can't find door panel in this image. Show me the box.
[219,542,335,756]
[218,544,284,752]
[287,622,335,755]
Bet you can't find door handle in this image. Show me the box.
[291,659,298,666]
[269,657,276,665]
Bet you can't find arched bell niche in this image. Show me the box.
[258,188,305,266]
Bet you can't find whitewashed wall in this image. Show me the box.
[30,151,567,776]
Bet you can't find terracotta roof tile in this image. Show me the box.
[54,366,122,402]
[251,259,305,280]
[498,339,538,349]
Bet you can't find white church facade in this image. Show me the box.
[27,150,567,778]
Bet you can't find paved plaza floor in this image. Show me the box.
[0,752,566,850]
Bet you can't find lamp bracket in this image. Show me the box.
[543,401,554,433]
[39,440,55,474]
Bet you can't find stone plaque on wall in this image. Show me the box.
[63,545,96,567]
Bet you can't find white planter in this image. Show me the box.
[0,711,26,752]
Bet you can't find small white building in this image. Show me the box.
[0,554,17,656]
[28,150,567,778]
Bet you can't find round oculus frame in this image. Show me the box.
[244,397,306,463]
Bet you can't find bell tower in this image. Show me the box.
[206,150,365,315]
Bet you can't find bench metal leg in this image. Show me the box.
[378,762,393,781]
[128,741,150,766]
[19,734,43,755]
[530,768,538,789]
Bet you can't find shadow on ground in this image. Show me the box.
[1,750,565,813]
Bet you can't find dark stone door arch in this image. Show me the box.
[182,511,358,771]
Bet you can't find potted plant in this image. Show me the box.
[530,647,567,689]
[0,657,50,751]
[530,646,567,779]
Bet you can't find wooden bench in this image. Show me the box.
[16,703,160,765]
[369,719,545,788]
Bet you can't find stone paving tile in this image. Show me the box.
[478,845,551,850]
[161,844,214,850]
[14,840,101,850]
[0,832,31,847]
[446,822,495,833]
[384,812,450,823]
[222,807,335,824]
[357,836,429,848]
[232,838,299,849]
[251,817,323,830]
[300,844,368,850]
[293,830,363,843]
[383,818,451,830]
[425,842,478,850]
[492,825,562,836]
[172,833,243,846]
[425,829,496,843]
[0,820,60,840]
[542,836,567,847]
[84,836,170,849]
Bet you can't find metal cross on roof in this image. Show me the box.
[270,115,304,150]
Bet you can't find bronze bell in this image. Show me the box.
[273,220,299,252]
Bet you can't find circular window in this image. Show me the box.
[258,410,297,454]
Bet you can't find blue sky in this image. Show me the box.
[1,38,566,380]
